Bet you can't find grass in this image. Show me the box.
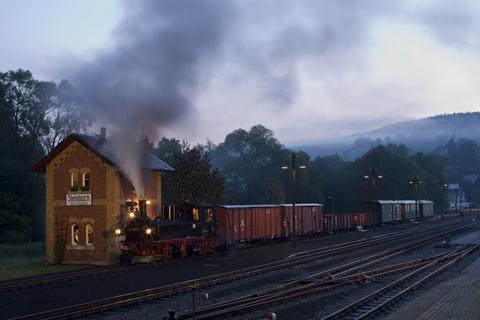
[0,242,86,281]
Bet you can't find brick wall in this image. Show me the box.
[46,141,110,264]
[53,143,107,201]
[55,205,107,263]
[45,139,164,265]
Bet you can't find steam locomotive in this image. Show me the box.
[115,200,220,262]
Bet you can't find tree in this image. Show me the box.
[156,142,225,205]
[0,70,91,242]
[0,69,46,141]
[0,70,46,242]
[211,125,324,204]
[154,137,183,166]
[42,80,92,152]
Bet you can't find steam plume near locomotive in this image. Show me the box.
[71,0,233,195]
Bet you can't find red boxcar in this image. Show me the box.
[216,204,324,244]
[325,212,371,232]
[216,205,283,244]
[281,204,324,237]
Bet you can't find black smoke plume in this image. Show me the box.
[72,0,233,196]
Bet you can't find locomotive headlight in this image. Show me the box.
[145,228,152,235]
[129,211,135,219]
[114,228,122,236]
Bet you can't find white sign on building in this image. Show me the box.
[66,193,92,206]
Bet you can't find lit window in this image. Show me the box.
[70,172,78,191]
[86,224,93,246]
[71,224,79,245]
[206,209,213,222]
[82,172,90,191]
[192,208,200,222]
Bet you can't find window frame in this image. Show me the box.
[85,224,93,246]
[206,208,213,222]
[70,172,79,191]
[81,172,90,191]
[192,208,200,222]
[71,224,79,246]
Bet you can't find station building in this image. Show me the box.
[33,129,174,265]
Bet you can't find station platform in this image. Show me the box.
[385,245,480,319]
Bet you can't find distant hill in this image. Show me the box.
[294,112,480,160]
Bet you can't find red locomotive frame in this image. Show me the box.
[120,236,220,259]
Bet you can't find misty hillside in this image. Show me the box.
[295,112,480,159]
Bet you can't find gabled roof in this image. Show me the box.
[32,133,174,173]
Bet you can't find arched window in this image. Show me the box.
[70,172,78,191]
[82,172,90,191]
[85,224,93,246]
[71,224,79,245]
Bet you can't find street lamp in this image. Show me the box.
[282,153,305,248]
[364,167,383,224]
[409,175,423,220]
[440,183,448,220]
[363,167,383,201]
[327,196,335,215]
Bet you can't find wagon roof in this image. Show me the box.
[375,200,432,204]
[220,205,281,209]
[32,133,174,173]
[281,203,324,207]
[220,203,323,209]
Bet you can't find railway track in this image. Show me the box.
[0,264,137,293]
[0,220,457,294]
[8,221,477,320]
[178,230,479,319]
[321,243,479,320]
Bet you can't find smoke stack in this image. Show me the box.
[100,127,107,141]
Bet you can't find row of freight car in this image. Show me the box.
[364,200,434,224]
[216,204,372,244]
[216,200,434,244]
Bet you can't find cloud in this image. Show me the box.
[66,0,480,147]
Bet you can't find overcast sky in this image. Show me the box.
[1,0,480,146]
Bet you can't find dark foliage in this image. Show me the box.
[0,70,88,242]
[154,139,225,205]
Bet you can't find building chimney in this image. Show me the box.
[100,127,107,141]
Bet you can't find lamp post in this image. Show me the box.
[327,196,335,215]
[282,153,305,248]
[440,183,448,220]
[468,182,473,216]
[409,175,422,220]
[364,167,383,224]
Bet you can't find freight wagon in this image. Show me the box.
[419,200,434,219]
[324,212,370,231]
[363,200,435,223]
[216,204,324,244]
